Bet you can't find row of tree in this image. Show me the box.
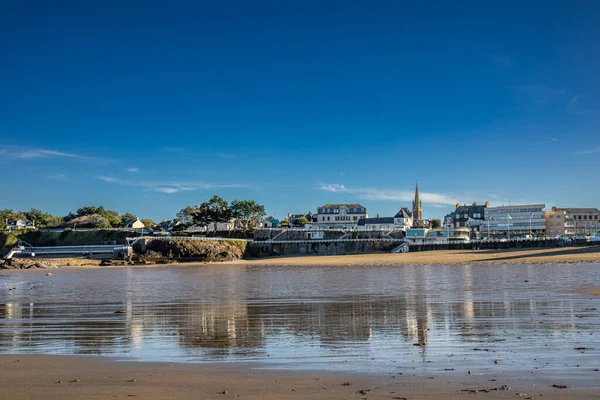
[0,207,156,230]
[183,195,268,232]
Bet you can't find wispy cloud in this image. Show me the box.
[320,183,347,192]
[548,136,558,142]
[317,184,459,205]
[45,173,68,180]
[96,175,248,194]
[0,145,109,161]
[154,187,180,194]
[126,167,140,173]
[579,147,600,155]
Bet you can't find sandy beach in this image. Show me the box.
[1,354,598,400]
[232,245,600,267]
[5,245,598,269]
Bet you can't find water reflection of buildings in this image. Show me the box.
[0,293,590,358]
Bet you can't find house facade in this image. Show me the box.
[544,210,574,236]
[311,204,368,229]
[444,202,489,232]
[124,219,145,229]
[551,207,600,236]
[7,219,35,230]
[357,207,413,231]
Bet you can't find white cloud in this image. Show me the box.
[579,147,600,155]
[317,184,459,206]
[45,173,68,180]
[547,136,558,142]
[154,187,180,194]
[126,167,140,173]
[319,183,347,192]
[96,175,247,194]
[0,145,108,161]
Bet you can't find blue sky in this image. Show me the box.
[1,1,599,221]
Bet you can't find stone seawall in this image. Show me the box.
[248,238,593,258]
[247,240,403,258]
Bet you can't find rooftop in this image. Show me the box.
[319,204,366,209]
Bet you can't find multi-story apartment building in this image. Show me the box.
[544,210,574,236]
[483,204,546,237]
[313,204,368,229]
[444,201,489,231]
[551,207,600,236]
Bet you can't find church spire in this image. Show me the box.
[414,182,420,204]
[412,182,423,227]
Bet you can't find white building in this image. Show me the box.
[124,219,145,229]
[357,208,413,231]
[405,227,470,243]
[483,204,546,237]
[311,204,368,229]
[176,208,194,225]
[7,219,35,230]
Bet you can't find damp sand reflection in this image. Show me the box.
[0,263,599,377]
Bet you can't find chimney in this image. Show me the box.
[455,203,460,209]
[472,202,476,206]
[485,201,489,208]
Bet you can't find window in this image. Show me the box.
[549,215,554,219]
[353,216,357,220]
[556,215,561,219]
[327,217,330,221]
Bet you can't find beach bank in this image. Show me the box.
[0,354,598,400]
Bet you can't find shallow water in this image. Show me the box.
[1,263,599,377]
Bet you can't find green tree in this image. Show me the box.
[207,195,232,231]
[190,203,210,228]
[231,199,266,231]
[120,213,138,225]
[86,214,111,229]
[294,216,309,226]
[23,208,61,228]
[190,196,232,231]
[141,219,156,228]
[430,218,442,229]
[76,206,102,217]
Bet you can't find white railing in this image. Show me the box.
[127,236,252,244]
[266,238,405,244]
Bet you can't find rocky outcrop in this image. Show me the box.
[0,259,60,269]
[140,239,247,262]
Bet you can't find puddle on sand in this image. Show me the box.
[0,263,599,378]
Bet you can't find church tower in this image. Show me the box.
[412,183,423,227]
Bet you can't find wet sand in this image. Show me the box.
[1,354,598,400]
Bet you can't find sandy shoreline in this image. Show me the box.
[0,354,597,400]
[232,246,600,267]
[2,246,599,270]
